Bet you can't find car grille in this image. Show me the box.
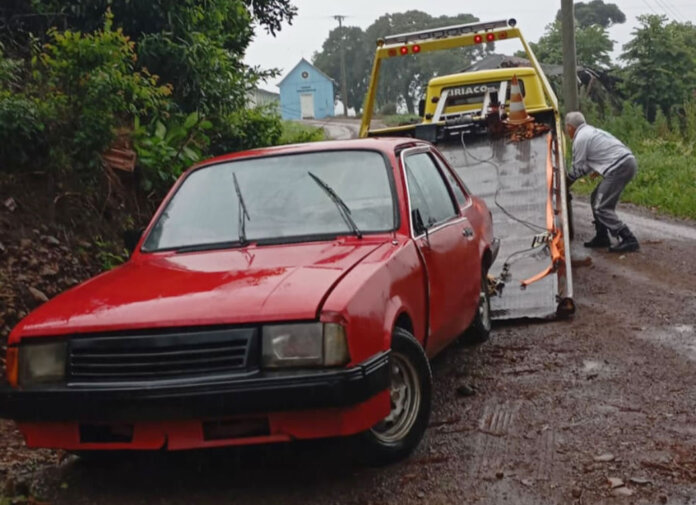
[67,328,257,383]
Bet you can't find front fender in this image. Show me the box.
[321,240,427,365]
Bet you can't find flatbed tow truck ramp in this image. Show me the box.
[359,18,574,319]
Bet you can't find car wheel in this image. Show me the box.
[358,327,432,466]
[462,267,492,344]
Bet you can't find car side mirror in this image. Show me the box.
[123,228,144,256]
[411,209,427,236]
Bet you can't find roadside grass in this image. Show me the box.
[278,120,326,144]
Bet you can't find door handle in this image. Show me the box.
[462,227,474,238]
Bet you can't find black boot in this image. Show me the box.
[609,227,639,253]
[584,221,610,248]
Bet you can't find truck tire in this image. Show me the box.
[462,266,492,344]
[358,327,432,466]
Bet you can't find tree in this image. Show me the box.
[0,1,298,201]
[555,0,626,29]
[1,1,296,117]
[312,26,369,113]
[620,15,696,120]
[364,11,485,114]
[313,10,485,116]
[530,21,614,68]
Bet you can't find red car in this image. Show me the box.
[1,138,497,464]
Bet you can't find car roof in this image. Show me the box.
[198,137,429,168]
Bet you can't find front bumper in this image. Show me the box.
[0,352,390,423]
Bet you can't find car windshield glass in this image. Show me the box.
[142,150,396,251]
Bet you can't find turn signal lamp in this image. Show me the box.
[6,347,18,387]
[473,34,483,44]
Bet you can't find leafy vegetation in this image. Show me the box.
[313,10,489,115]
[0,0,297,218]
[555,0,626,28]
[529,20,615,69]
[133,112,213,193]
[619,15,696,121]
[381,114,422,127]
[0,13,171,187]
[278,121,326,144]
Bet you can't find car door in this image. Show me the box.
[432,151,482,313]
[402,148,479,356]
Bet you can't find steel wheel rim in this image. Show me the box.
[371,351,421,444]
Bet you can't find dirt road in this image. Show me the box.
[303,118,364,140]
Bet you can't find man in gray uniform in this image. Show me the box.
[565,111,639,253]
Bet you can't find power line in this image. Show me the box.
[651,0,680,18]
[640,0,659,14]
[660,0,687,18]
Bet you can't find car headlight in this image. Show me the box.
[18,341,67,387]
[262,323,350,368]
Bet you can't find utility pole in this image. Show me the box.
[333,15,349,116]
[561,0,579,113]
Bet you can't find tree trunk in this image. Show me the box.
[404,85,414,115]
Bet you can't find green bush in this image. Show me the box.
[278,121,325,145]
[382,114,421,127]
[0,11,171,183]
[37,14,171,174]
[379,103,397,116]
[212,105,283,155]
[133,112,212,193]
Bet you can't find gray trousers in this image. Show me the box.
[590,156,637,236]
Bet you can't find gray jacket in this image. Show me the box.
[568,124,634,183]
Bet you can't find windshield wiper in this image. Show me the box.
[307,172,362,239]
[232,172,251,245]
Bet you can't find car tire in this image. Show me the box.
[462,267,492,344]
[357,327,432,466]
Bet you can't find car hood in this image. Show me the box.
[13,239,388,340]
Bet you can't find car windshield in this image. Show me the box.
[142,150,396,252]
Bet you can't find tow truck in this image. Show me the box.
[359,18,575,319]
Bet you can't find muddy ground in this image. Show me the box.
[1,194,695,505]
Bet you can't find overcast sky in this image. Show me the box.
[245,0,696,92]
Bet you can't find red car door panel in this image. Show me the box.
[402,149,479,356]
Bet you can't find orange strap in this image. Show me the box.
[521,134,564,288]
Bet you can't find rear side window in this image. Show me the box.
[404,152,457,229]
[434,156,469,207]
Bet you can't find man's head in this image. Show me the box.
[565,111,586,139]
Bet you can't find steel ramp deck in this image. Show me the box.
[440,135,558,320]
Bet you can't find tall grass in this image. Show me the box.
[278,120,326,145]
[572,100,696,220]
